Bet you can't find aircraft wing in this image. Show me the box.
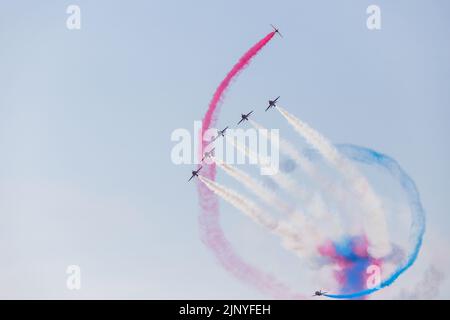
[188,175,194,182]
[237,118,244,125]
[247,111,253,117]
[274,96,280,102]
[265,105,271,112]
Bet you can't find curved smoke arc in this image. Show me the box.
[195,30,425,299]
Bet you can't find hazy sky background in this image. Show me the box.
[0,0,449,299]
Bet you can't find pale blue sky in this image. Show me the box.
[0,0,449,299]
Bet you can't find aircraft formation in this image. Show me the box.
[187,26,328,298]
[189,23,282,182]
[188,95,281,182]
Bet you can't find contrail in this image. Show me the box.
[213,157,326,253]
[249,119,316,176]
[226,137,308,201]
[198,32,276,162]
[195,29,425,299]
[195,31,301,298]
[199,175,321,259]
[323,144,426,299]
[213,158,291,214]
[276,106,391,259]
[199,175,279,230]
[249,118,340,194]
[249,119,345,237]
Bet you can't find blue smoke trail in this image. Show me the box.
[319,144,426,299]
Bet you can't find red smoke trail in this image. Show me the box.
[196,31,302,298]
[198,31,275,160]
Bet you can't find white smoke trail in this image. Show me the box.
[226,138,307,200]
[249,119,342,195]
[199,175,278,230]
[198,175,322,258]
[249,119,345,239]
[277,106,391,258]
[213,158,291,214]
[249,119,316,176]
